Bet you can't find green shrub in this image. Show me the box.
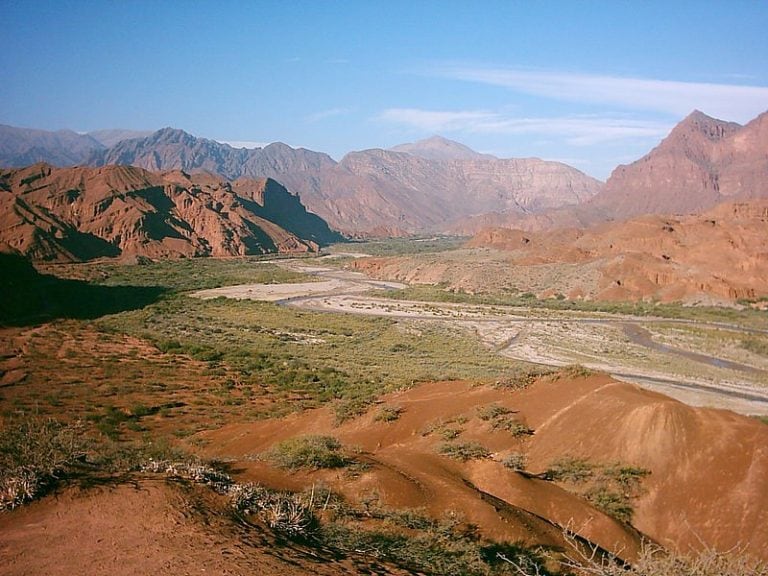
[438,442,491,462]
[477,403,513,421]
[501,452,527,472]
[266,435,350,470]
[374,405,403,422]
[545,456,595,482]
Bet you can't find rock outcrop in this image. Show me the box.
[354,199,768,303]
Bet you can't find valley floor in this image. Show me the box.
[193,258,768,416]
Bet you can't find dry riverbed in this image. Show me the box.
[191,262,768,416]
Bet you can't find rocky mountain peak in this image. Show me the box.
[668,110,742,144]
[148,127,199,145]
[391,135,492,161]
[592,108,768,218]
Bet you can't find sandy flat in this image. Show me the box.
[192,279,353,301]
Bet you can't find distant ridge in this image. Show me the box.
[81,128,601,235]
[0,124,104,167]
[3,108,765,237]
[87,129,154,148]
[2,125,603,235]
[390,135,495,161]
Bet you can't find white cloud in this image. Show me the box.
[377,108,672,146]
[431,65,768,122]
[377,108,498,132]
[306,107,354,123]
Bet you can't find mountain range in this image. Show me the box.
[448,109,768,235]
[1,108,766,253]
[0,125,603,235]
[83,130,601,235]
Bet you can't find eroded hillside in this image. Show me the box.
[355,200,768,303]
[0,164,340,261]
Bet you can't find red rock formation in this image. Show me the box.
[468,200,768,301]
[0,164,340,262]
[593,110,768,217]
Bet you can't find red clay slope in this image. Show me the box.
[197,373,768,562]
[519,374,768,558]
[462,199,768,302]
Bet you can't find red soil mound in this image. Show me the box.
[0,479,412,576]
[198,374,768,561]
[520,376,768,557]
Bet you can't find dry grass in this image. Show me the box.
[501,530,768,575]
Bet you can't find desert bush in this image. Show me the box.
[554,365,595,379]
[334,396,373,424]
[96,292,518,423]
[81,258,312,293]
[502,452,527,472]
[543,458,650,524]
[438,441,491,462]
[741,336,768,357]
[229,483,317,537]
[374,404,403,422]
[584,486,635,524]
[266,435,350,470]
[438,427,464,440]
[141,458,233,492]
[602,464,650,488]
[421,417,467,440]
[491,416,534,437]
[494,366,554,390]
[477,403,513,421]
[545,456,595,483]
[0,417,89,510]
[317,502,555,576]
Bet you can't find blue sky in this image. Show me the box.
[2,0,767,179]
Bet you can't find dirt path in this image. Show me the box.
[191,261,768,415]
